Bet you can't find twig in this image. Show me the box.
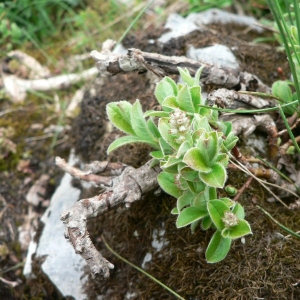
[57,158,160,279]
[233,177,253,202]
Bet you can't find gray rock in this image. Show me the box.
[187,44,239,69]
[24,151,88,300]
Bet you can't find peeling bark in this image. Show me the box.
[57,158,160,279]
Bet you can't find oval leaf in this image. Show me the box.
[221,219,252,239]
[176,206,207,228]
[199,162,227,188]
[155,77,178,106]
[177,85,195,113]
[106,101,134,135]
[206,231,232,263]
[207,200,229,231]
[107,135,158,154]
[183,147,211,173]
[131,100,154,141]
[157,171,181,198]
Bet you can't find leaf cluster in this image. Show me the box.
[107,67,252,263]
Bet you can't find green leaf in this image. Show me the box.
[219,197,235,208]
[176,206,207,228]
[183,147,211,173]
[193,66,205,87]
[176,140,193,158]
[221,219,252,239]
[232,203,245,219]
[208,187,217,200]
[178,67,194,87]
[162,95,179,109]
[177,190,193,211]
[216,153,229,168]
[155,77,178,106]
[207,200,229,231]
[177,85,195,113]
[193,191,207,209]
[144,110,169,118]
[196,131,219,163]
[190,220,201,233]
[179,166,199,182]
[192,114,211,132]
[106,101,135,135]
[157,171,181,198]
[131,100,155,141]
[171,207,179,215]
[272,80,293,103]
[158,137,173,156]
[146,117,161,139]
[189,86,201,112]
[158,118,180,150]
[201,215,212,230]
[206,231,232,263]
[107,135,158,154]
[199,163,227,188]
[223,132,238,151]
[150,150,164,159]
[163,156,182,169]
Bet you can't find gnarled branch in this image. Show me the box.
[57,157,160,279]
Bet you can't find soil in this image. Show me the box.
[1,15,300,300]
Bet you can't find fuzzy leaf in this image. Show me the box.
[206,231,231,263]
[177,190,193,211]
[131,100,154,141]
[221,219,252,239]
[176,206,207,228]
[158,137,173,156]
[207,200,228,231]
[272,80,293,104]
[232,203,245,219]
[162,95,179,109]
[157,171,181,198]
[176,140,193,158]
[177,85,195,113]
[107,135,158,154]
[183,147,211,173]
[155,77,178,106]
[193,191,207,209]
[199,163,227,188]
[171,207,179,215]
[219,197,235,208]
[192,114,212,132]
[189,86,201,112]
[190,220,201,233]
[223,132,238,151]
[144,110,169,118]
[201,215,212,230]
[193,66,205,87]
[178,67,194,87]
[179,167,199,182]
[196,131,219,163]
[106,101,135,135]
[150,150,164,159]
[147,118,161,139]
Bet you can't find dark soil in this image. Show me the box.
[1,15,300,300]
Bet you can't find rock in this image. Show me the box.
[24,151,88,300]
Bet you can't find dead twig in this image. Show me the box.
[57,158,160,279]
[90,47,270,91]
